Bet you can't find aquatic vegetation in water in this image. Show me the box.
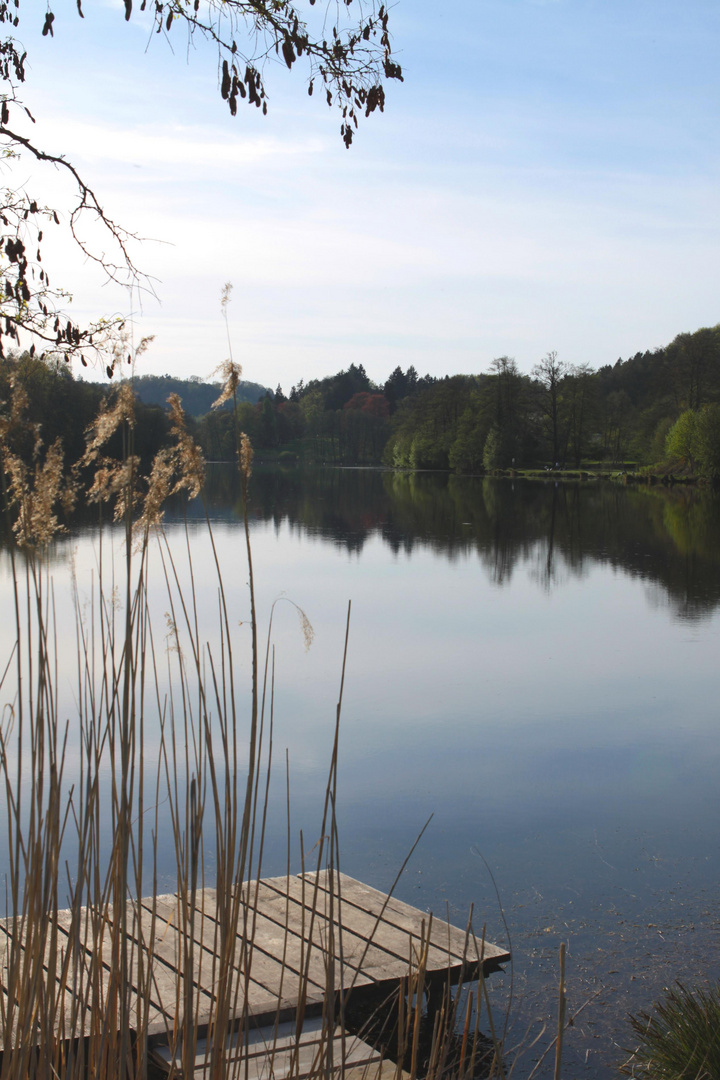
[624,982,720,1079]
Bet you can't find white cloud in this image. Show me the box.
[12,0,720,386]
[36,115,326,172]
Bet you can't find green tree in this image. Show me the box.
[665,409,698,471]
[448,395,489,473]
[323,364,374,411]
[482,427,501,471]
[384,365,419,413]
[276,401,305,444]
[385,430,413,468]
[695,404,720,477]
[487,356,529,466]
[600,389,634,464]
[299,387,324,435]
[662,326,720,412]
[408,431,446,470]
[489,357,521,426]
[197,409,235,460]
[563,363,595,467]
[384,377,475,471]
[0,352,106,465]
[532,351,568,464]
[648,416,674,465]
[257,394,279,449]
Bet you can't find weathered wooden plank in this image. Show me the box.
[220,1030,378,1080]
[144,891,325,1027]
[243,881,360,971]
[345,1060,406,1080]
[257,875,463,983]
[0,924,44,1045]
[0,909,120,1042]
[264,875,451,965]
[142,892,264,1030]
[247,879,417,989]
[308,872,469,958]
[53,904,171,1034]
[198,893,339,1013]
[152,1018,384,1080]
[305,872,509,968]
[103,895,225,1031]
[197,888,329,997]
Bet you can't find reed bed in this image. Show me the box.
[0,359,568,1080]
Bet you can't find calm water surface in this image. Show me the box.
[1,467,719,1077]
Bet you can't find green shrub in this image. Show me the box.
[626,982,720,1079]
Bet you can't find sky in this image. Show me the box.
[10,0,720,390]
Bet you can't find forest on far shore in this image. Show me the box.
[3,322,720,479]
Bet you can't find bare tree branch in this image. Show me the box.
[0,0,402,369]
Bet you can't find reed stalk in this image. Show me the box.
[0,360,572,1080]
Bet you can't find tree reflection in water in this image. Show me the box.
[191,466,720,621]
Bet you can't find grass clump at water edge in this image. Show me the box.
[622,983,720,1080]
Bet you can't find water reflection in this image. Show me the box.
[1,466,718,1079]
[191,467,720,620]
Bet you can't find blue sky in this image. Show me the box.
[14,0,720,388]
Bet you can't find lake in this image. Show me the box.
[1,466,718,1077]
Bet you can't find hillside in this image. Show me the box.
[128,374,269,417]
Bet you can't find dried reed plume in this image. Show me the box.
[239,431,253,482]
[137,395,206,532]
[3,438,69,547]
[167,393,205,499]
[82,381,136,466]
[211,359,242,410]
[1,375,75,547]
[212,282,242,410]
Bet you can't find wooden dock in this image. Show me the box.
[152,1017,400,1080]
[1,870,509,1074]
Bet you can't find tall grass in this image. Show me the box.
[623,983,720,1080]
[0,363,339,1078]
[0,359,571,1080]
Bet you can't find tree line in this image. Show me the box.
[196,323,720,476]
[4,321,720,480]
[385,330,720,475]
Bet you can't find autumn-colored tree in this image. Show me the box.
[344,392,390,418]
